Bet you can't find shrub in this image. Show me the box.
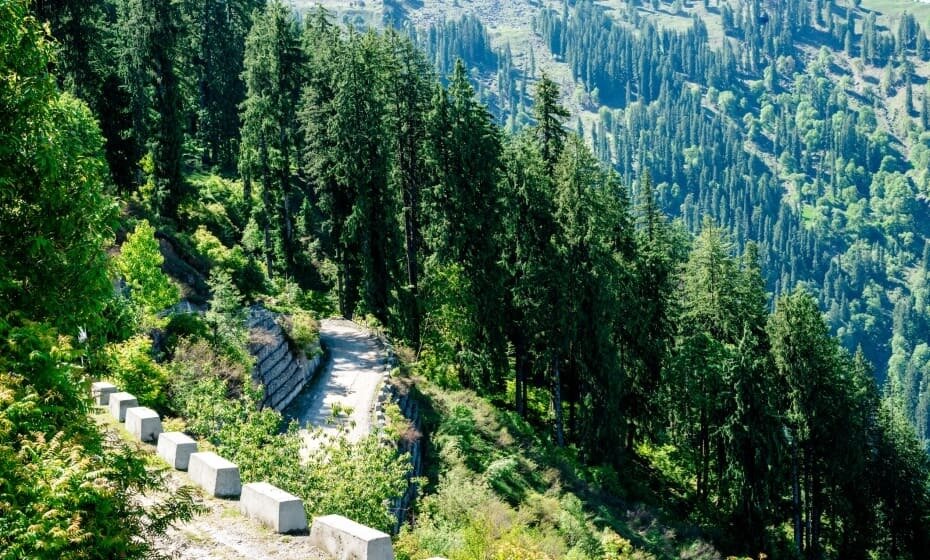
[162,313,209,356]
[169,338,247,402]
[485,456,525,502]
[104,335,170,410]
[0,324,199,559]
[299,434,411,533]
[181,174,250,245]
[205,269,250,364]
[192,225,267,298]
[169,373,408,534]
[280,310,320,355]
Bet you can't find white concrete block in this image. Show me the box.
[91,381,118,405]
[108,392,138,422]
[309,514,393,560]
[188,452,241,498]
[125,406,162,442]
[240,482,308,533]
[157,431,198,470]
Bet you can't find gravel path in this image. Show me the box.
[284,318,386,447]
[150,471,327,560]
[91,412,328,560]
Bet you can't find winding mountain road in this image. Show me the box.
[284,318,386,446]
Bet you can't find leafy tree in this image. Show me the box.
[104,335,170,409]
[0,4,199,555]
[116,219,180,314]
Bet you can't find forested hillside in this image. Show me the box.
[5,0,930,559]
[329,0,930,465]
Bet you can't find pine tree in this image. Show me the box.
[533,73,570,172]
[149,0,185,221]
[384,31,433,344]
[118,0,186,220]
[239,0,305,278]
[769,288,842,558]
[501,133,558,417]
[184,0,263,172]
[424,59,506,392]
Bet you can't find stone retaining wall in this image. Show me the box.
[364,329,424,534]
[248,306,324,411]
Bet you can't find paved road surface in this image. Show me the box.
[284,318,385,446]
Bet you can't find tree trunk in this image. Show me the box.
[792,441,803,554]
[261,185,274,276]
[805,453,813,557]
[514,334,528,416]
[700,404,709,500]
[811,472,822,560]
[552,356,565,447]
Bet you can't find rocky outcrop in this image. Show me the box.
[248,306,324,412]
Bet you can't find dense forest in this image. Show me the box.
[4,0,930,558]
[436,0,930,453]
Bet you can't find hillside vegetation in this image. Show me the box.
[338,0,930,462]
[4,0,930,559]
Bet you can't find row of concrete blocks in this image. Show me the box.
[91,381,308,535]
[91,381,422,560]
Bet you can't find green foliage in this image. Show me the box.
[162,312,210,355]
[205,268,249,363]
[300,434,411,533]
[0,4,116,336]
[0,320,200,559]
[280,310,320,354]
[418,259,476,389]
[116,220,179,314]
[397,386,717,560]
[104,335,170,410]
[24,0,930,556]
[0,5,201,554]
[183,175,251,244]
[239,0,305,279]
[119,0,186,221]
[191,224,266,297]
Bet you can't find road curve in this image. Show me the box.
[284,318,385,446]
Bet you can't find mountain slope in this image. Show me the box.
[303,0,930,451]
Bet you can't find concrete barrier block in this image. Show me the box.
[309,514,393,560]
[91,381,118,406]
[240,482,308,533]
[188,452,241,498]
[125,406,162,442]
[108,392,138,422]
[157,431,198,470]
